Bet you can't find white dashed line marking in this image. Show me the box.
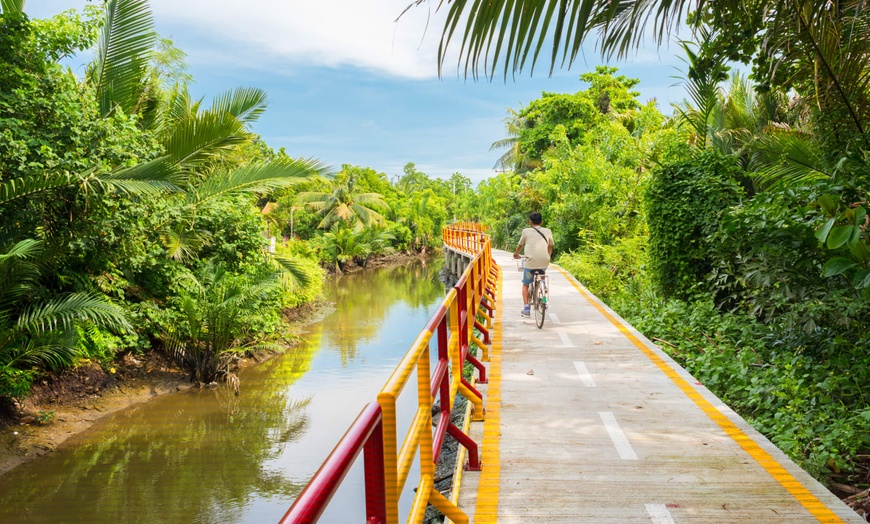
[573,361,596,387]
[600,412,637,460]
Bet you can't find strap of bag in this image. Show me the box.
[532,227,548,243]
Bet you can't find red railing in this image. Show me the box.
[280,222,500,524]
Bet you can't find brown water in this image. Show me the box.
[0,259,446,523]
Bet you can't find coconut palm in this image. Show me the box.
[297,173,388,231]
[490,107,541,173]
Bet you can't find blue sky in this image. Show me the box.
[26,1,690,185]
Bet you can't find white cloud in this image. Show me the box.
[149,0,448,79]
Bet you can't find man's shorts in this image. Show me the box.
[522,268,546,285]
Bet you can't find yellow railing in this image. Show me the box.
[376,223,499,523]
[281,222,499,523]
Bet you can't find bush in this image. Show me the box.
[556,235,647,303]
[646,149,744,298]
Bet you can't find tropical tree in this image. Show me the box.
[0,240,131,399]
[297,169,388,231]
[319,225,373,271]
[490,107,541,173]
[0,0,326,400]
[396,162,430,194]
[161,261,284,386]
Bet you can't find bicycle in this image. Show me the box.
[517,257,549,329]
[529,270,549,329]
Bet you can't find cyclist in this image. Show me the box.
[512,212,554,317]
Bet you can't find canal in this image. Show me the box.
[0,258,446,523]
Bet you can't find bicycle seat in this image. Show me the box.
[529,269,546,276]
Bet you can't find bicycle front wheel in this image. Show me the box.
[535,281,546,329]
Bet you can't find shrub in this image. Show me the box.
[646,149,744,298]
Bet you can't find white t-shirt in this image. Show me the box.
[518,226,554,269]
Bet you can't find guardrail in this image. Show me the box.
[280,222,500,523]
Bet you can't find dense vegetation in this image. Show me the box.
[0,0,464,405]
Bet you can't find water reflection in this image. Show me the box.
[0,258,445,523]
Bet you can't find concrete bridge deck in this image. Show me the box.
[454,249,861,523]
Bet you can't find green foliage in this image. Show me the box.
[556,235,647,303]
[317,224,396,271]
[707,188,851,330]
[813,192,870,292]
[0,240,130,398]
[273,244,324,309]
[0,2,325,399]
[646,149,745,298]
[517,88,600,163]
[297,167,388,231]
[161,261,284,383]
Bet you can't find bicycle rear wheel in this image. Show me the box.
[534,280,546,329]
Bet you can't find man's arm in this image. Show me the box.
[513,231,525,259]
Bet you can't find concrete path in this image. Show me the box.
[455,249,861,523]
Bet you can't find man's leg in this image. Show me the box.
[521,270,532,316]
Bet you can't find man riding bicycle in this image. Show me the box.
[512,212,554,317]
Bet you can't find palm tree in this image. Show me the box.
[297,173,388,231]
[0,240,131,399]
[320,224,373,271]
[490,107,541,173]
[161,261,283,385]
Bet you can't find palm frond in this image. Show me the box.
[99,156,184,195]
[190,157,326,207]
[351,204,387,227]
[210,87,269,126]
[0,172,74,205]
[490,137,517,151]
[160,226,211,261]
[271,255,312,288]
[88,0,156,117]
[0,238,43,261]
[0,0,25,15]
[163,110,248,170]
[353,193,389,209]
[16,292,132,334]
[0,239,43,309]
[3,335,80,371]
[761,0,870,150]
[295,191,331,205]
[161,85,202,134]
[418,0,689,78]
[750,131,832,190]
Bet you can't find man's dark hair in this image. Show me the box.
[529,212,543,225]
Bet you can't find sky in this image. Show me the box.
[25,0,691,185]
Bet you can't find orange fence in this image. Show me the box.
[281,222,500,523]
